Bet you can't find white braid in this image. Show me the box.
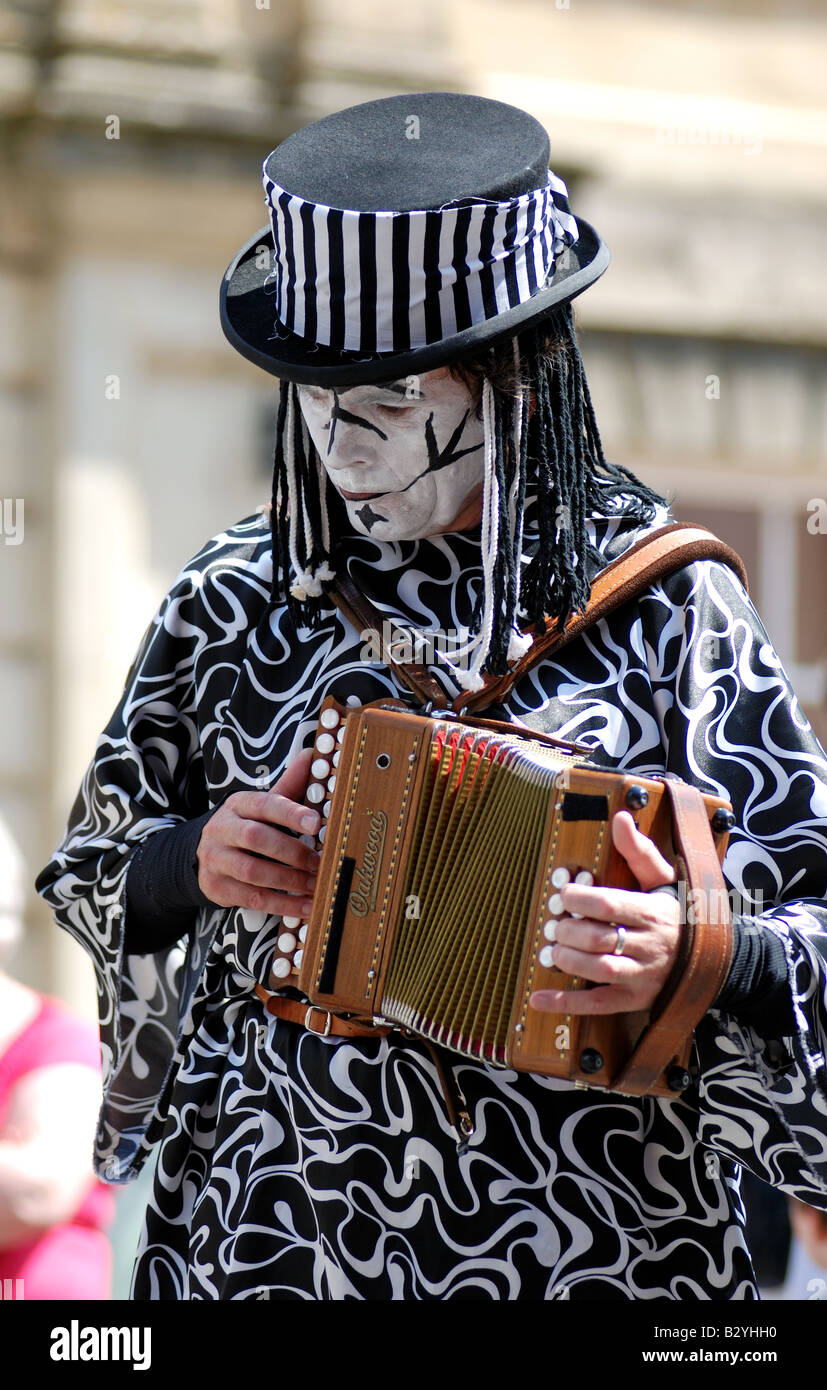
[306,414,335,590]
[445,378,500,693]
[506,338,532,663]
[298,407,315,562]
[308,447,336,591]
[507,340,523,543]
[283,388,304,594]
[318,450,332,558]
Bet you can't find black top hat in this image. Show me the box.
[220,91,608,386]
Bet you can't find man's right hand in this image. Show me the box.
[195,749,320,915]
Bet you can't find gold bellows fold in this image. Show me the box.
[282,699,734,1097]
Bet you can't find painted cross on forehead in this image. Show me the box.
[297,368,486,541]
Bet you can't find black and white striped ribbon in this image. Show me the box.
[261,167,579,353]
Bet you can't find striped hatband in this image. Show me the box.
[262,168,580,355]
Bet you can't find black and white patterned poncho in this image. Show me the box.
[35,500,827,1300]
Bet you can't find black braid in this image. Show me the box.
[499,389,522,672]
[487,390,514,673]
[516,306,664,635]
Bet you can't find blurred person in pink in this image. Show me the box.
[0,815,113,1299]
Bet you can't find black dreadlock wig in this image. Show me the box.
[268,303,666,676]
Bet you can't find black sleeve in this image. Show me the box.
[123,810,220,955]
[713,916,795,1036]
[650,886,794,1035]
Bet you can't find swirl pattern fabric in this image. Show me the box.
[35,502,827,1300]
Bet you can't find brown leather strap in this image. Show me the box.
[328,572,450,707]
[254,983,391,1039]
[421,1040,475,1148]
[326,524,747,714]
[255,985,475,1144]
[453,523,748,713]
[612,778,735,1095]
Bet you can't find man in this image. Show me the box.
[35,92,827,1300]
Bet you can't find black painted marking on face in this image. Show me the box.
[327,390,389,456]
[424,408,482,474]
[388,408,484,498]
[355,501,388,531]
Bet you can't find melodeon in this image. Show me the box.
[269,698,735,1098]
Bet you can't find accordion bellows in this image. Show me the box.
[276,700,733,1097]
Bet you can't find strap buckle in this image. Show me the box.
[304,1005,333,1037]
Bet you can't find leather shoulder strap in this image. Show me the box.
[454,522,748,713]
[326,523,747,713]
[612,777,735,1095]
[327,572,449,707]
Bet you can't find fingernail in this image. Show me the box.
[529,990,563,1012]
[300,813,319,833]
[301,901,314,915]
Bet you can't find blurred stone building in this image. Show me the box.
[1,0,826,1012]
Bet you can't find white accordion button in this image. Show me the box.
[299,924,308,942]
[277,932,297,953]
[271,957,291,980]
[320,708,339,729]
[298,834,315,848]
[551,867,570,888]
[307,784,325,804]
[293,949,303,968]
[327,775,336,793]
[322,800,332,819]
[543,921,557,942]
[332,750,341,768]
[336,727,345,744]
[318,825,326,844]
[316,733,335,754]
[282,916,301,929]
[548,893,565,916]
[575,870,594,886]
[311,758,330,779]
[539,945,555,968]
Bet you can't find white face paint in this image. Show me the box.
[296,367,485,540]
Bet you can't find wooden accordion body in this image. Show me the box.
[273,698,734,1098]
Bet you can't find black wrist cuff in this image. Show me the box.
[713,917,794,1036]
[123,810,219,954]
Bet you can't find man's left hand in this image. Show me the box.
[529,810,681,1016]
